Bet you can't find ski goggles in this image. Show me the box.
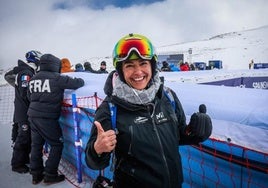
[113,34,156,67]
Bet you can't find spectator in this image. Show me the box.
[4,66,20,146]
[97,61,108,74]
[27,54,85,185]
[85,33,212,188]
[61,58,74,73]
[249,59,254,69]
[11,50,42,174]
[75,63,84,72]
[170,63,180,71]
[189,63,196,71]
[161,61,171,71]
[84,61,99,73]
[180,62,190,71]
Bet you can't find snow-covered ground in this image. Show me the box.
[0,85,77,188]
[63,71,268,152]
[0,25,267,187]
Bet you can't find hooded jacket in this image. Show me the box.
[27,54,84,119]
[13,59,35,123]
[60,58,74,73]
[85,71,204,188]
[84,62,99,73]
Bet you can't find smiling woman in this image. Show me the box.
[122,59,152,90]
[85,33,212,188]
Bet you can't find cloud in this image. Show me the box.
[0,0,267,70]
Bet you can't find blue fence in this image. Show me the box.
[59,103,268,187]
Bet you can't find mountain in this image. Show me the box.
[1,25,267,86]
[157,25,268,70]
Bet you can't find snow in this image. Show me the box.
[63,71,268,153]
[0,26,267,187]
[0,86,76,188]
[157,25,268,70]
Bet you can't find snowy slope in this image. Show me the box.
[54,25,268,73]
[0,25,268,84]
[157,25,268,70]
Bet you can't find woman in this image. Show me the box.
[85,33,212,188]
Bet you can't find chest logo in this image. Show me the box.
[156,112,168,123]
[134,116,148,124]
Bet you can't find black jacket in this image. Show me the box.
[97,68,108,74]
[85,72,204,188]
[27,54,84,119]
[4,66,18,87]
[13,60,35,123]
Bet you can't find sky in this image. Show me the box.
[1,0,268,70]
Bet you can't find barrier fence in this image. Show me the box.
[60,94,268,188]
[1,84,267,187]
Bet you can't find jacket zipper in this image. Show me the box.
[128,125,133,155]
[150,105,171,187]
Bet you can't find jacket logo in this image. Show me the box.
[156,112,168,123]
[134,116,148,124]
[29,79,51,93]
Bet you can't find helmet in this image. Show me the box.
[25,50,42,63]
[112,33,157,68]
[112,33,158,82]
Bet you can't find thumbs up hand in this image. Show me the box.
[93,121,117,155]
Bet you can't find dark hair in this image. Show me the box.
[100,61,106,66]
[116,51,157,83]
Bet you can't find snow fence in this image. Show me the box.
[59,70,268,187]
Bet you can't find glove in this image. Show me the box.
[186,104,212,142]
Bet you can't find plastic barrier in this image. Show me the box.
[59,95,268,187]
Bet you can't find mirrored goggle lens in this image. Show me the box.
[114,37,154,62]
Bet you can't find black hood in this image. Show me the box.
[103,70,116,97]
[13,59,34,74]
[40,54,61,73]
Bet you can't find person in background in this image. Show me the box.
[189,63,196,71]
[249,59,254,69]
[4,66,20,146]
[84,61,99,73]
[11,50,42,174]
[97,61,109,74]
[75,63,84,72]
[61,58,74,73]
[27,54,85,185]
[85,33,212,188]
[170,63,180,72]
[161,60,171,71]
[180,62,190,71]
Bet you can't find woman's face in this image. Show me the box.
[122,59,152,90]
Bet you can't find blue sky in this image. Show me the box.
[54,0,165,9]
[0,0,268,70]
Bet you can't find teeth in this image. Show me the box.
[134,77,143,81]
